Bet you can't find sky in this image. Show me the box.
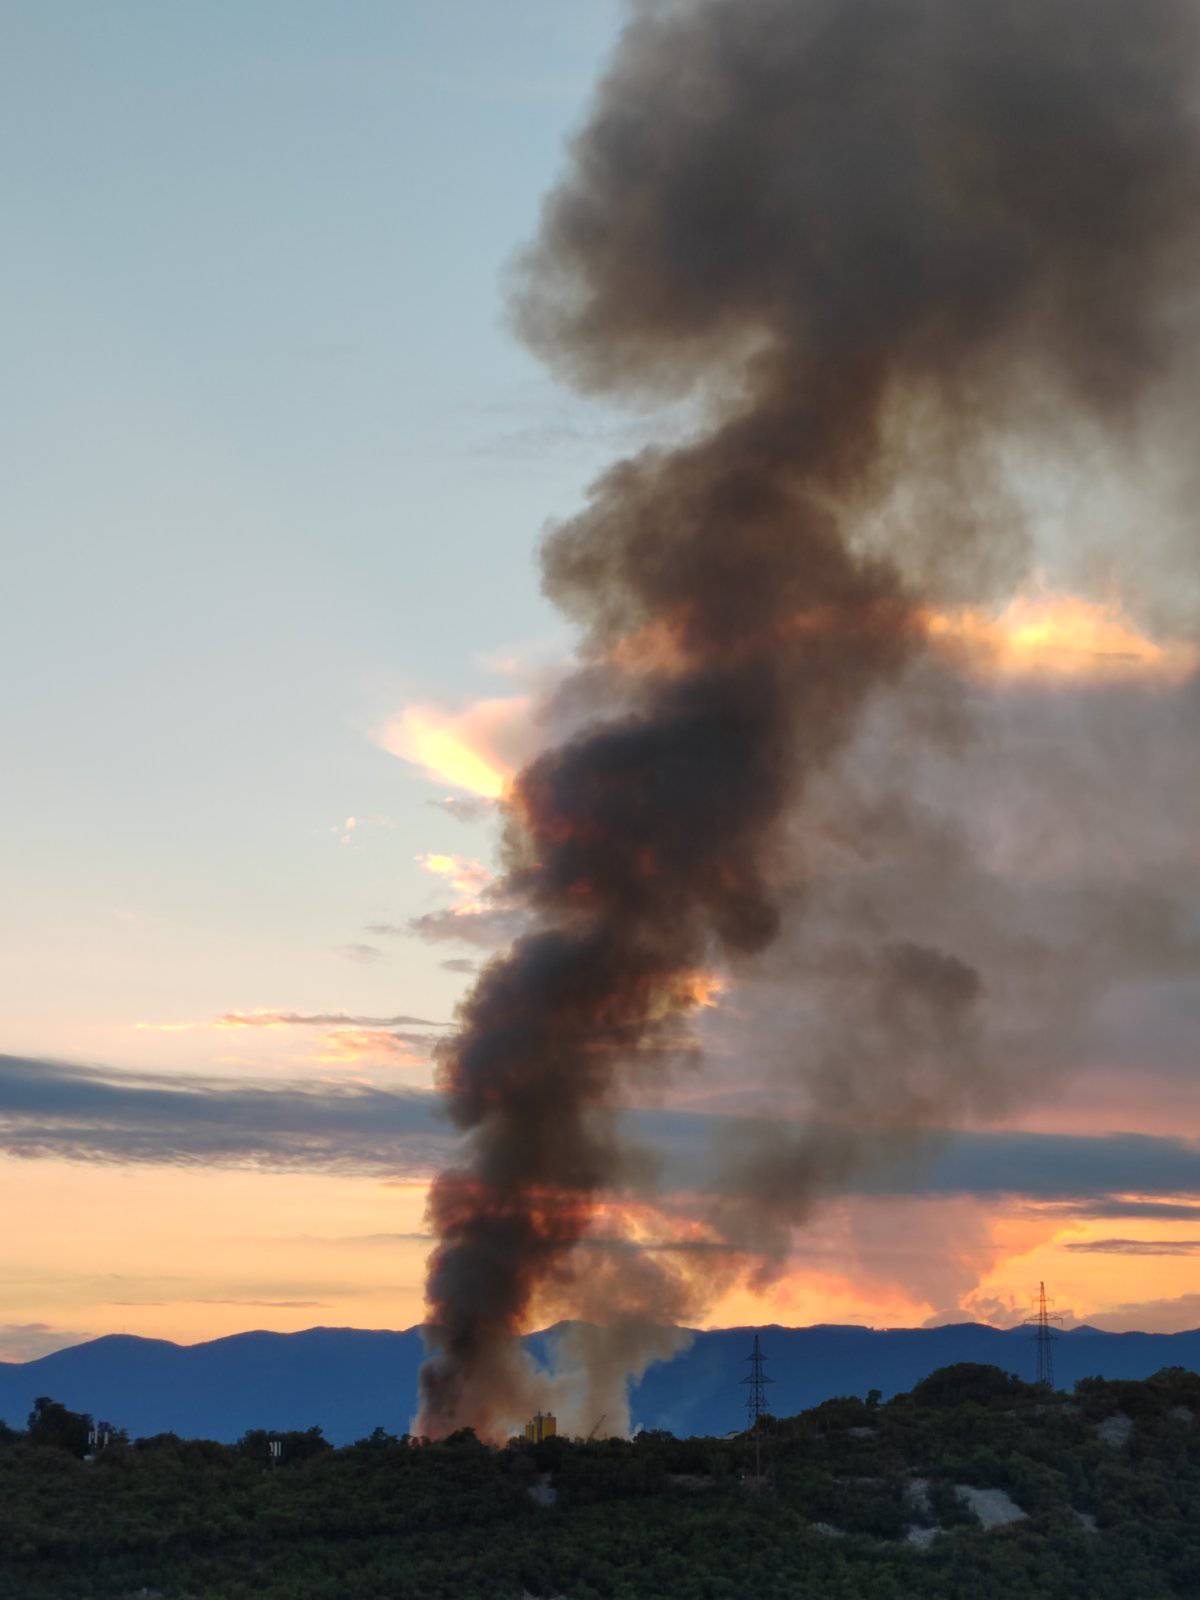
[3,0,1200,1366]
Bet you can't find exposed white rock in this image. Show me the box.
[1096,1413,1133,1446]
[905,1477,932,1516]
[906,1524,939,1547]
[954,1485,1028,1529]
[527,1473,557,1506]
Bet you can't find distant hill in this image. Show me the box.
[3,1321,1200,1443]
[0,1327,426,1446]
[629,1322,1200,1436]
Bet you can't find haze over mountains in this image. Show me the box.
[3,1322,1199,1446]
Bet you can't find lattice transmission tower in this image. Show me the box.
[740,1333,774,1477]
[1026,1280,1063,1388]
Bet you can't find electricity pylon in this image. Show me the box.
[740,1333,774,1478]
[1026,1281,1063,1388]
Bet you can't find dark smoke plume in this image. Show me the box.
[417,0,1200,1438]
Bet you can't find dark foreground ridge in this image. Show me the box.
[4,1364,1200,1598]
[4,1321,1200,1444]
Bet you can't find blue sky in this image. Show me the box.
[3,1,631,1062]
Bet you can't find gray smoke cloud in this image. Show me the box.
[416,0,1200,1439]
[682,664,1200,1264]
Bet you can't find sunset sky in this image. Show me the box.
[4,0,1200,1365]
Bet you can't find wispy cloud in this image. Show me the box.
[317,1232,434,1246]
[1086,1292,1200,1334]
[407,904,529,949]
[218,1011,447,1066]
[416,853,493,896]
[367,831,519,960]
[428,796,498,824]
[6,1056,1200,1220]
[312,1029,432,1065]
[336,943,383,964]
[370,903,529,950]
[1065,1238,1200,1256]
[137,1010,449,1034]
[136,1009,449,1070]
[373,697,532,799]
[925,587,1199,686]
[108,1298,330,1309]
[1029,1199,1200,1221]
[215,1011,448,1030]
[875,1130,1200,1202]
[0,1322,93,1363]
[0,1054,451,1177]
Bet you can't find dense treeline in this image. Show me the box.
[2,1364,1200,1598]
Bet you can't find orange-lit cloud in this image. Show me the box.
[138,1010,443,1031]
[925,590,1198,685]
[13,1052,1200,1340]
[613,590,1198,686]
[312,1029,429,1066]
[132,1011,446,1072]
[599,588,1196,689]
[684,971,725,1010]
[711,1270,927,1330]
[585,1191,1200,1337]
[689,1196,1089,1333]
[374,698,536,798]
[417,853,494,897]
[404,851,521,950]
[376,590,1195,811]
[961,1206,1200,1331]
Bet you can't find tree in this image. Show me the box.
[441,1426,485,1448]
[911,1363,1028,1409]
[26,1395,93,1456]
[353,1426,407,1449]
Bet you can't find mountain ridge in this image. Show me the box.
[5,1320,1200,1443]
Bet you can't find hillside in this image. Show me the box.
[2,1363,1200,1598]
[4,1321,1200,1443]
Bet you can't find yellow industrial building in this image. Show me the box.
[523,1411,556,1442]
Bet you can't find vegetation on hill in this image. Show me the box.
[2,1364,1200,1598]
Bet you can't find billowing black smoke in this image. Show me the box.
[417,0,1200,1438]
